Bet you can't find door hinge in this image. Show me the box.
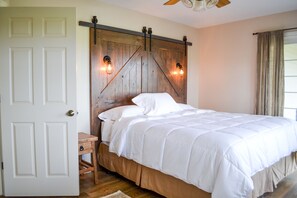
[1,162,3,170]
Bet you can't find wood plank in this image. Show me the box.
[78,132,98,142]
[141,53,148,93]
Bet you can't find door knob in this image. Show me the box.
[80,146,84,151]
[66,110,75,117]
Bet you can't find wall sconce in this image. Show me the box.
[176,63,184,75]
[103,55,113,74]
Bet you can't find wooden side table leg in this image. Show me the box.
[91,142,99,184]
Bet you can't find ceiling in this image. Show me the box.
[99,0,297,28]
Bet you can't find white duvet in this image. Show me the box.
[108,109,297,198]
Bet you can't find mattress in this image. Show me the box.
[101,120,114,142]
[105,109,297,197]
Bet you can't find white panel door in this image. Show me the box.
[0,7,79,196]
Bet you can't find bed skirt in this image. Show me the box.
[98,143,297,198]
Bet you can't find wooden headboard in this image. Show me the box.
[90,28,187,140]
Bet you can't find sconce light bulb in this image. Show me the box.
[179,69,184,75]
[106,63,112,74]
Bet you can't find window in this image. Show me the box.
[284,31,297,120]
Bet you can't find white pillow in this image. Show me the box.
[132,92,181,116]
[98,105,144,121]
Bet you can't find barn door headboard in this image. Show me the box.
[90,28,187,140]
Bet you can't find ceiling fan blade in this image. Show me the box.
[164,0,181,5]
[216,0,230,8]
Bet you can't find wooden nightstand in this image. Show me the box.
[78,132,99,184]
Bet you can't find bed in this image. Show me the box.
[97,93,297,198]
[89,28,297,198]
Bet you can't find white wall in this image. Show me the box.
[197,10,297,114]
[0,0,9,6]
[8,0,199,133]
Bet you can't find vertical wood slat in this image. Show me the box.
[141,54,148,93]
[90,28,187,142]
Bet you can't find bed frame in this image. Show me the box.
[90,28,297,197]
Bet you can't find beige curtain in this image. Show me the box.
[256,30,284,116]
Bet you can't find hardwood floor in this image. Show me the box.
[79,168,163,198]
[1,169,297,197]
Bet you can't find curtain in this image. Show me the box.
[256,30,284,116]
